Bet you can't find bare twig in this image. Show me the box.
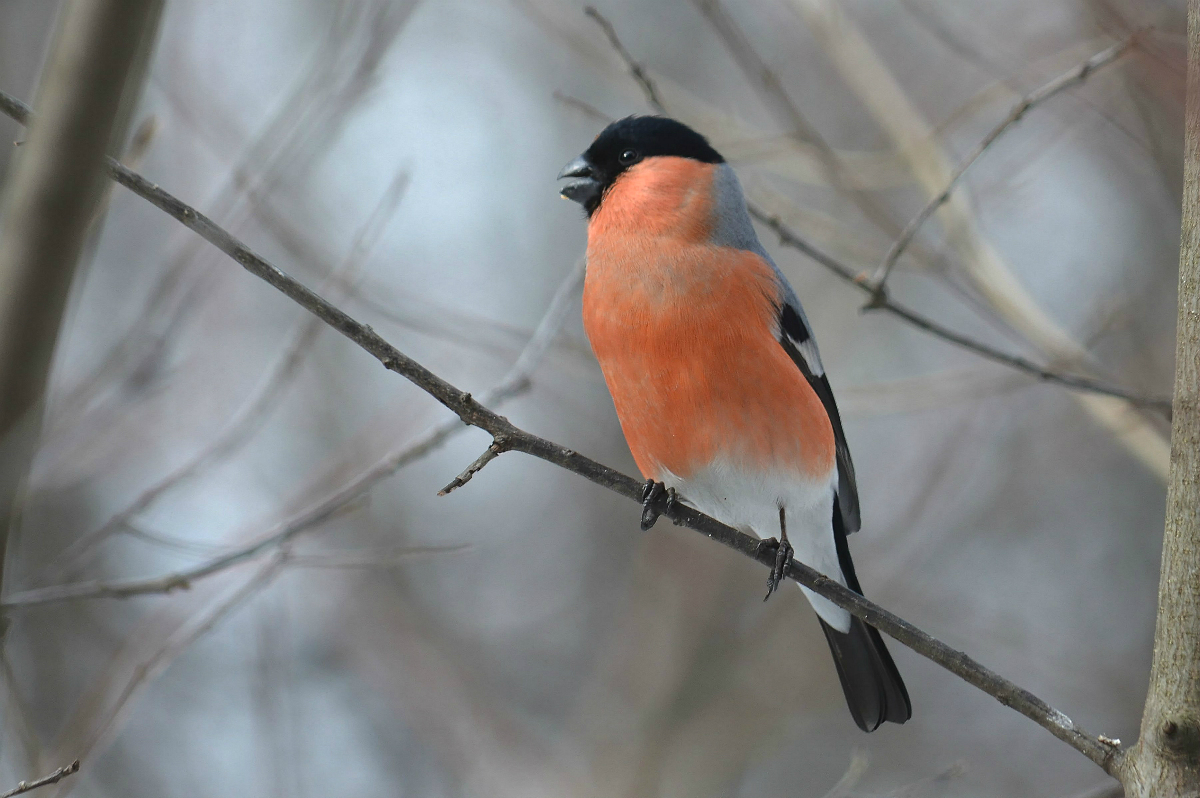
[438,437,510,495]
[0,86,1128,774]
[0,762,79,798]
[871,35,1138,293]
[573,11,1171,416]
[584,6,665,110]
[88,115,157,229]
[116,520,233,555]
[553,90,613,125]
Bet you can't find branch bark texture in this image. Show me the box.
[1120,3,1200,795]
[0,0,162,596]
[0,761,79,798]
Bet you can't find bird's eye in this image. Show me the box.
[618,149,639,165]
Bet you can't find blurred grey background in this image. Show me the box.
[0,0,1185,796]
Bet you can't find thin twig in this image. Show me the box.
[0,85,1127,774]
[117,520,234,554]
[871,34,1139,293]
[572,11,1171,417]
[438,437,510,495]
[584,6,665,111]
[552,90,613,125]
[0,761,79,798]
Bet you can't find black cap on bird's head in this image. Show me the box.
[558,116,724,216]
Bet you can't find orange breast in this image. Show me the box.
[581,158,835,481]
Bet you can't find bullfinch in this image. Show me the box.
[559,116,911,732]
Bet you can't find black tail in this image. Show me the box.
[819,615,910,732]
[821,497,912,732]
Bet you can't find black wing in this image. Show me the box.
[777,302,861,534]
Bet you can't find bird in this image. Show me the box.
[558,115,911,732]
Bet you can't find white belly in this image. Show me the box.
[660,458,850,632]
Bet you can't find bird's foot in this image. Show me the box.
[761,534,794,601]
[639,479,678,530]
[762,507,793,601]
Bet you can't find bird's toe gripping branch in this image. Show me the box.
[639,479,678,530]
[762,535,794,601]
[762,507,793,601]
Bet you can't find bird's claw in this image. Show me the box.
[762,535,794,601]
[640,479,677,530]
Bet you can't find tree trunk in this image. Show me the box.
[0,0,163,602]
[1119,2,1200,795]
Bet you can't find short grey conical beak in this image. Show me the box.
[558,155,601,206]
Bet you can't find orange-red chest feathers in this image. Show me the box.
[581,158,835,482]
